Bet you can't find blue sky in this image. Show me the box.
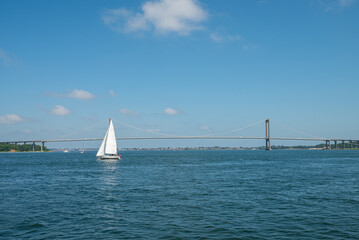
[0,0,358,148]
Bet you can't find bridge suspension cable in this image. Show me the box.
[53,118,267,140]
[218,119,265,135]
[193,119,265,137]
[271,120,325,139]
[55,120,105,139]
[113,119,180,137]
[113,119,265,138]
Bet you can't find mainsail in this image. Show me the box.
[96,119,117,157]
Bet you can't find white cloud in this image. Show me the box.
[210,32,243,43]
[164,107,179,115]
[102,0,208,35]
[200,126,211,131]
[120,108,139,116]
[338,0,354,6]
[210,32,259,49]
[210,33,223,43]
[320,0,355,11]
[0,48,15,66]
[0,114,27,124]
[45,89,95,100]
[68,89,95,100]
[110,90,116,96]
[51,105,70,116]
[44,92,61,98]
[257,0,268,6]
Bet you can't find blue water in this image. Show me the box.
[0,150,358,239]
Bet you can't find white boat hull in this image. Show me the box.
[98,155,121,160]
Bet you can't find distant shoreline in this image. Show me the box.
[2,147,357,153]
[2,144,358,153]
[0,151,51,153]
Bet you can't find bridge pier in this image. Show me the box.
[334,140,337,150]
[14,142,17,147]
[265,119,271,150]
[342,140,345,150]
[32,142,35,152]
[41,141,44,152]
[350,140,353,149]
[325,140,332,150]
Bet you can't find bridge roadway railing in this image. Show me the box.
[1,136,358,143]
[1,136,359,143]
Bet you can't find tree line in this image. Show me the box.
[262,142,359,150]
[0,143,48,152]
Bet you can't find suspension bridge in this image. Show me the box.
[1,119,358,151]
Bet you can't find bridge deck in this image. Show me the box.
[1,136,358,144]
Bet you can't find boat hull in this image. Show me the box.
[98,155,121,160]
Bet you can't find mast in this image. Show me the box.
[97,118,118,157]
[104,118,117,155]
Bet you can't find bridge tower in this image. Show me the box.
[265,119,271,151]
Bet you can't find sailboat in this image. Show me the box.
[96,119,120,160]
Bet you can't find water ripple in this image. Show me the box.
[0,150,359,239]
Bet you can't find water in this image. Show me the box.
[0,150,358,239]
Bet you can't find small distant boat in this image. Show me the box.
[63,149,69,153]
[80,147,84,154]
[96,119,121,160]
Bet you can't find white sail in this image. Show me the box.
[97,119,120,159]
[104,119,117,155]
[96,128,108,157]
